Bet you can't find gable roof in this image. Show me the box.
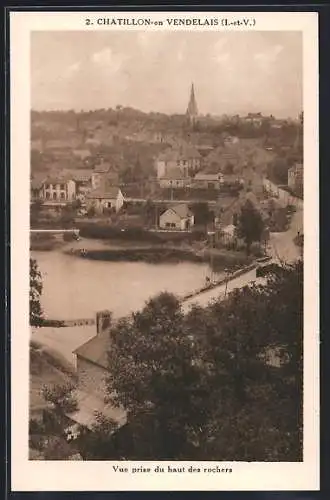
[194,172,222,181]
[164,204,193,219]
[63,169,94,183]
[94,164,111,173]
[86,186,121,200]
[74,332,110,369]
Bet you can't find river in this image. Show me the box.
[31,247,216,320]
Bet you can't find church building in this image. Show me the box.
[186,83,198,125]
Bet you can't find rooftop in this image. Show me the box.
[166,203,193,219]
[31,325,96,366]
[63,169,94,182]
[74,331,110,369]
[86,186,121,200]
[194,172,222,181]
[69,389,127,429]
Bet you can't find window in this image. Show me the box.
[107,202,112,208]
[52,192,57,200]
[60,192,65,199]
[60,184,65,190]
[165,222,171,228]
[45,191,50,200]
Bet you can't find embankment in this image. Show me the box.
[67,246,252,272]
[76,223,206,244]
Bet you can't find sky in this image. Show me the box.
[31,31,302,118]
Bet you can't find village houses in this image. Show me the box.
[159,204,195,231]
[193,171,224,190]
[86,186,124,214]
[155,145,202,180]
[37,175,77,202]
[69,311,127,432]
[158,168,192,189]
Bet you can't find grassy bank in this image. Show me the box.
[30,233,65,251]
[68,246,252,272]
[77,223,206,244]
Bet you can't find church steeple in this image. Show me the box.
[186,83,198,124]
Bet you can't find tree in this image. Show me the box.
[190,202,214,229]
[105,292,211,459]
[142,199,156,227]
[237,200,264,254]
[95,261,303,461]
[29,382,80,460]
[30,258,44,326]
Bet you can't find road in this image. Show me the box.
[268,207,303,263]
[182,268,267,313]
[183,203,303,311]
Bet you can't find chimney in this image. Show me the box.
[96,310,112,335]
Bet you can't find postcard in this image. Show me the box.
[10,10,319,491]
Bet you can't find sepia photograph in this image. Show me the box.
[28,28,305,462]
[10,10,319,492]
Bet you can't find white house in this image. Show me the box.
[159,204,194,231]
[86,187,124,214]
[40,176,76,202]
[159,168,191,189]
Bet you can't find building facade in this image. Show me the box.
[86,187,124,214]
[193,172,224,189]
[71,311,127,431]
[41,177,76,202]
[159,204,195,231]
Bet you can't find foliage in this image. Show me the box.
[60,204,76,226]
[236,200,265,254]
[42,382,78,415]
[190,202,214,226]
[79,261,303,461]
[29,381,79,459]
[75,412,120,460]
[30,258,44,326]
[142,199,157,226]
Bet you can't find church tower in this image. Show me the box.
[186,83,198,125]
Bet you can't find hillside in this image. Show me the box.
[30,340,76,415]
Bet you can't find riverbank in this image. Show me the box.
[30,233,65,251]
[66,246,252,272]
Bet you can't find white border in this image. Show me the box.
[10,11,319,491]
